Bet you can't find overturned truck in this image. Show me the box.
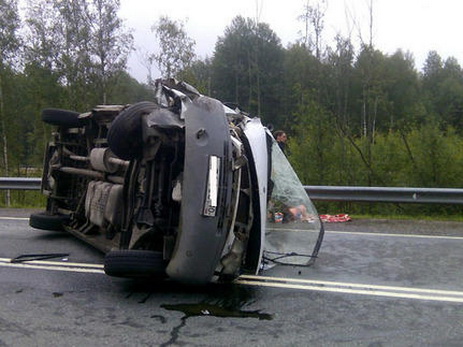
[30,79,324,284]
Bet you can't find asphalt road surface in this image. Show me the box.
[1,209,463,346]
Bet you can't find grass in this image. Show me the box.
[0,191,46,209]
[349,213,463,222]
[315,200,463,221]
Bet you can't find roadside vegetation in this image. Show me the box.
[0,0,462,218]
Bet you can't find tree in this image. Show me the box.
[87,0,133,104]
[345,46,389,186]
[105,70,152,104]
[352,45,392,138]
[298,0,327,59]
[325,35,355,130]
[212,16,284,126]
[24,0,62,71]
[383,50,421,130]
[178,58,213,95]
[438,58,463,129]
[422,51,443,83]
[283,43,322,123]
[421,50,444,113]
[422,53,463,130]
[150,16,196,81]
[0,0,21,205]
[54,0,94,109]
[25,0,133,109]
[289,87,336,185]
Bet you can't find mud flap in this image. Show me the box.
[166,96,233,284]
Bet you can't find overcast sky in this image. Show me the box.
[119,0,463,82]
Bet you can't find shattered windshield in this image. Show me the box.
[264,140,324,267]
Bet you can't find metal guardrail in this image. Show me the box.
[0,177,42,190]
[305,186,463,205]
[1,177,463,204]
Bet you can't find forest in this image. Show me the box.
[1,0,463,215]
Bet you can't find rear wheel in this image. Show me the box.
[104,250,167,279]
[29,212,70,231]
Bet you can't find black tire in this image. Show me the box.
[107,102,158,160]
[104,250,167,279]
[42,108,84,128]
[29,212,70,231]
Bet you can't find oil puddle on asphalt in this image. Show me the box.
[160,284,273,320]
[125,280,273,320]
[161,303,273,320]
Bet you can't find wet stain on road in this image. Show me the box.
[161,302,273,320]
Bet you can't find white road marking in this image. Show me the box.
[4,216,462,240]
[0,217,30,221]
[239,274,463,297]
[4,216,463,301]
[1,257,463,303]
[0,258,104,274]
[235,279,463,303]
[268,227,463,241]
[326,230,463,240]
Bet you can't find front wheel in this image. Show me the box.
[104,250,167,279]
[107,102,158,160]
